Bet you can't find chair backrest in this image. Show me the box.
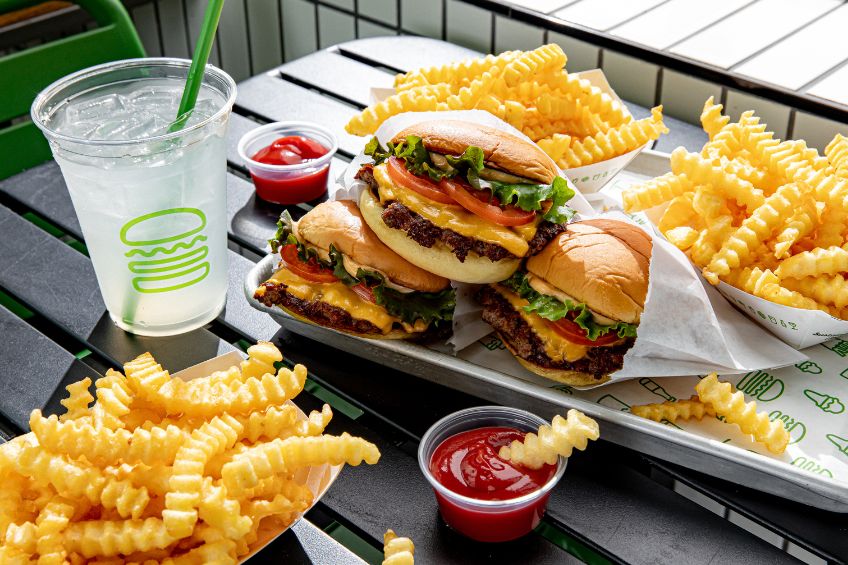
[0,0,145,179]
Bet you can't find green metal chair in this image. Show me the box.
[0,0,145,179]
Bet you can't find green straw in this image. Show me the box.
[169,0,226,132]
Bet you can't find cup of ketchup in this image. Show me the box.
[237,121,338,205]
[418,406,567,543]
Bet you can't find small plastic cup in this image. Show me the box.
[418,406,567,543]
[237,121,338,205]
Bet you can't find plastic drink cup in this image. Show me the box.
[32,58,236,336]
[418,406,567,542]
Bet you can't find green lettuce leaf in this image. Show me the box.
[269,211,329,266]
[357,270,455,326]
[501,272,637,340]
[489,176,576,224]
[329,245,359,286]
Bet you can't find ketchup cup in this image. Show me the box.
[418,406,567,543]
[237,121,338,205]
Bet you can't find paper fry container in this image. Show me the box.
[171,351,343,563]
[369,68,646,194]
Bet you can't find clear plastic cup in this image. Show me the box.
[31,58,236,336]
[418,406,567,542]
[237,121,338,205]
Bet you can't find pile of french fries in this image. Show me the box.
[345,44,668,170]
[0,341,380,563]
[624,97,848,319]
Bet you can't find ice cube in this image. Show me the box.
[66,93,128,123]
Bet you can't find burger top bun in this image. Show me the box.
[392,120,558,185]
[296,200,450,292]
[526,219,652,324]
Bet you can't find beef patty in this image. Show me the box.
[476,285,632,380]
[356,164,566,262]
[256,282,382,335]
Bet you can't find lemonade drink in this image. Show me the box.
[32,59,236,336]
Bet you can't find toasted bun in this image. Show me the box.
[392,120,558,185]
[359,189,520,284]
[526,219,652,324]
[296,200,449,292]
[498,333,612,387]
[272,302,420,340]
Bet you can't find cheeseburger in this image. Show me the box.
[356,120,576,284]
[255,201,455,339]
[477,219,651,386]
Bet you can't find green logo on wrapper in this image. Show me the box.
[737,370,784,401]
[120,208,210,294]
[822,339,848,357]
[597,394,628,412]
[638,378,675,402]
[826,434,848,458]
[795,361,822,375]
[791,456,833,477]
[803,390,845,414]
[768,410,807,444]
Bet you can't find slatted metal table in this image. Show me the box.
[1,36,845,564]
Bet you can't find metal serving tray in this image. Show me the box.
[245,150,848,512]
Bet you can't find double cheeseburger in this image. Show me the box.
[255,201,455,339]
[355,120,576,284]
[477,219,651,386]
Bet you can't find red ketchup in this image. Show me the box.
[250,135,330,204]
[429,426,557,542]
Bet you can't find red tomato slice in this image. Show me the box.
[351,283,376,303]
[439,178,535,226]
[547,317,621,347]
[280,244,338,283]
[387,157,456,205]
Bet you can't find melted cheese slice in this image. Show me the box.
[372,164,538,257]
[494,286,588,363]
[266,268,401,333]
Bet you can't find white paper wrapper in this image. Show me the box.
[368,68,647,194]
[601,168,848,350]
[171,352,342,563]
[332,111,805,388]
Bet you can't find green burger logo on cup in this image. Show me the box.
[120,207,211,294]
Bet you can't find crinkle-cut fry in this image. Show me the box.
[505,80,554,104]
[498,409,599,470]
[534,92,588,122]
[165,415,243,538]
[383,530,415,565]
[696,373,789,454]
[814,202,848,249]
[222,433,381,495]
[0,472,33,534]
[772,196,818,259]
[240,341,283,380]
[205,443,249,479]
[234,404,298,443]
[775,244,848,279]
[291,404,334,437]
[535,133,572,163]
[700,96,729,140]
[670,147,765,211]
[557,106,667,169]
[692,184,729,219]
[3,520,37,553]
[623,172,693,213]
[825,133,848,178]
[498,44,566,89]
[658,193,699,233]
[664,226,700,251]
[631,396,716,423]
[197,480,252,540]
[725,267,829,312]
[721,157,784,194]
[345,87,442,136]
[1,437,150,519]
[30,410,186,467]
[703,182,803,283]
[63,518,180,558]
[0,546,37,564]
[782,274,848,309]
[91,369,133,430]
[161,539,238,565]
[522,120,570,142]
[689,216,734,268]
[111,462,172,498]
[59,377,93,421]
[473,95,528,129]
[541,72,631,127]
[702,123,745,160]
[34,497,76,565]
[393,51,517,91]
[242,491,311,523]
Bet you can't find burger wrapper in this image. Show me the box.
[332,111,804,387]
[601,169,848,349]
[172,352,342,563]
[367,67,648,194]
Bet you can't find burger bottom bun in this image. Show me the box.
[272,301,419,340]
[359,189,521,284]
[497,332,612,387]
